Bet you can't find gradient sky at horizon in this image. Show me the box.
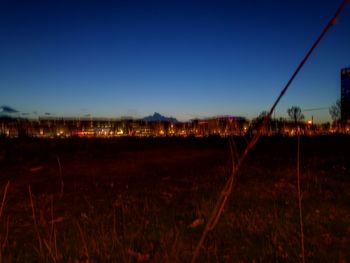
[1,0,350,122]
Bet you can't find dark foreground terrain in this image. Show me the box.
[0,136,349,262]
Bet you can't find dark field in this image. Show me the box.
[0,136,349,262]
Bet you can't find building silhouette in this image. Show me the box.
[341,67,350,122]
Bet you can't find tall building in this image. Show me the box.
[341,67,350,122]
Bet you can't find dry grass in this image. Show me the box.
[190,2,349,261]
[0,137,349,262]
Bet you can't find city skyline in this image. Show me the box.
[1,0,350,123]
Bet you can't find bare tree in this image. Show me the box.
[251,110,270,134]
[258,111,269,120]
[252,111,268,123]
[287,106,304,124]
[329,99,341,122]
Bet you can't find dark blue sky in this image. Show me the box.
[1,0,349,122]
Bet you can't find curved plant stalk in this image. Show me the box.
[191,1,349,262]
[0,181,10,220]
[56,156,64,199]
[297,136,305,263]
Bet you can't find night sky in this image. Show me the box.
[1,0,349,122]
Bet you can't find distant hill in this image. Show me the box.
[143,112,178,123]
[0,105,18,114]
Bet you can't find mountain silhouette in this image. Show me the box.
[143,112,178,123]
[0,105,19,119]
[0,105,18,114]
